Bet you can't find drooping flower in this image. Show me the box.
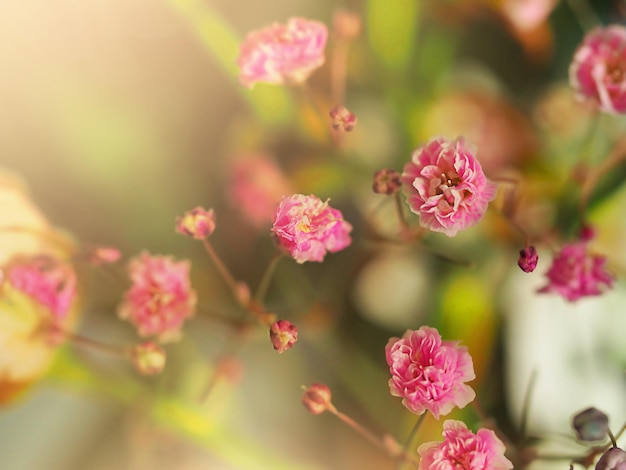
[596,447,626,470]
[417,420,513,470]
[7,255,76,319]
[176,207,216,240]
[538,239,614,302]
[569,25,626,114]
[237,17,328,88]
[269,319,298,353]
[401,137,497,237]
[228,155,292,228]
[385,327,476,419]
[518,245,539,273]
[271,194,352,263]
[118,252,196,342]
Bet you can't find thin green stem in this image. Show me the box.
[202,239,242,305]
[566,0,601,32]
[52,324,129,357]
[396,413,426,470]
[519,369,538,440]
[253,252,283,303]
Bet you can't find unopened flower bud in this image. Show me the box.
[595,447,626,470]
[302,383,332,414]
[90,246,121,265]
[332,9,361,41]
[372,168,401,195]
[580,223,596,242]
[269,319,298,353]
[176,207,216,240]
[518,245,539,273]
[573,407,609,442]
[131,341,166,375]
[329,105,357,132]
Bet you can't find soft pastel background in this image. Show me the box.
[1,1,625,469]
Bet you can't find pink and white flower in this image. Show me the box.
[401,137,497,237]
[538,239,614,302]
[271,194,352,263]
[418,420,513,470]
[237,17,328,88]
[569,25,626,114]
[118,252,196,342]
[7,255,76,319]
[385,327,475,419]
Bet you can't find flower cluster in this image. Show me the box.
[385,326,475,419]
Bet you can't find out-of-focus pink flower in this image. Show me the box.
[538,239,614,302]
[176,207,216,240]
[8,255,76,319]
[518,245,539,273]
[502,0,557,32]
[596,447,626,470]
[89,246,121,265]
[329,105,357,132]
[118,252,196,342]
[401,137,497,237]
[418,420,513,470]
[237,17,328,88]
[269,319,298,353]
[570,26,626,114]
[271,194,352,263]
[229,155,292,228]
[302,383,333,414]
[385,327,475,419]
[372,168,401,196]
[131,341,166,375]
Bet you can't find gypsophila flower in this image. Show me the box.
[329,105,357,132]
[386,326,475,419]
[302,383,333,415]
[118,251,196,343]
[131,341,166,376]
[89,246,121,265]
[271,194,352,263]
[7,255,76,319]
[176,207,216,240]
[570,25,626,114]
[518,245,539,273]
[269,319,298,353]
[401,136,497,237]
[596,448,626,470]
[538,238,614,302]
[372,168,401,195]
[573,407,610,442]
[237,17,327,88]
[418,420,513,470]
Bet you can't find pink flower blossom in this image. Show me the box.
[176,207,216,240]
[538,239,614,302]
[89,246,121,265]
[518,245,539,273]
[269,319,298,353]
[418,420,513,470]
[302,383,333,415]
[386,327,476,419]
[569,26,626,114]
[8,255,76,319]
[237,17,328,88]
[228,155,292,228]
[271,194,352,263]
[401,137,497,237]
[118,252,196,342]
[596,447,626,470]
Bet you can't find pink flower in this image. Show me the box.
[237,17,328,88]
[386,327,476,419]
[8,255,76,319]
[538,239,614,302]
[176,207,216,240]
[228,155,292,228]
[271,194,352,263]
[518,245,539,273]
[596,447,626,470]
[131,341,166,376]
[269,319,298,353]
[302,383,333,415]
[118,252,196,342]
[569,26,626,114]
[401,137,497,237]
[418,420,513,470]
[89,246,121,265]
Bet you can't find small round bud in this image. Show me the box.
[580,223,596,242]
[518,245,539,273]
[89,246,121,265]
[372,168,401,195]
[131,341,166,375]
[573,407,610,442]
[269,319,298,354]
[595,447,626,470]
[302,383,332,414]
[329,105,357,132]
[176,207,216,240]
[332,9,361,41]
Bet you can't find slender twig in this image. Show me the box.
[519,369,538,440]
[254,252,283,303]
[396,413,426,470]
[202,239,241,304]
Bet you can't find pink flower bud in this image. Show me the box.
[131,341,166,375]
[89,246,121,265]
[332,9,361,41]
[329,105,357,132]
[302,383,332,414]
[372,168,401,195]
[596,447,626,470]
[269,319,298,354]
[176,207,216,240]
[518,245,538,273]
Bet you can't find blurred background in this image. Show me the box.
[1,0,626,469]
